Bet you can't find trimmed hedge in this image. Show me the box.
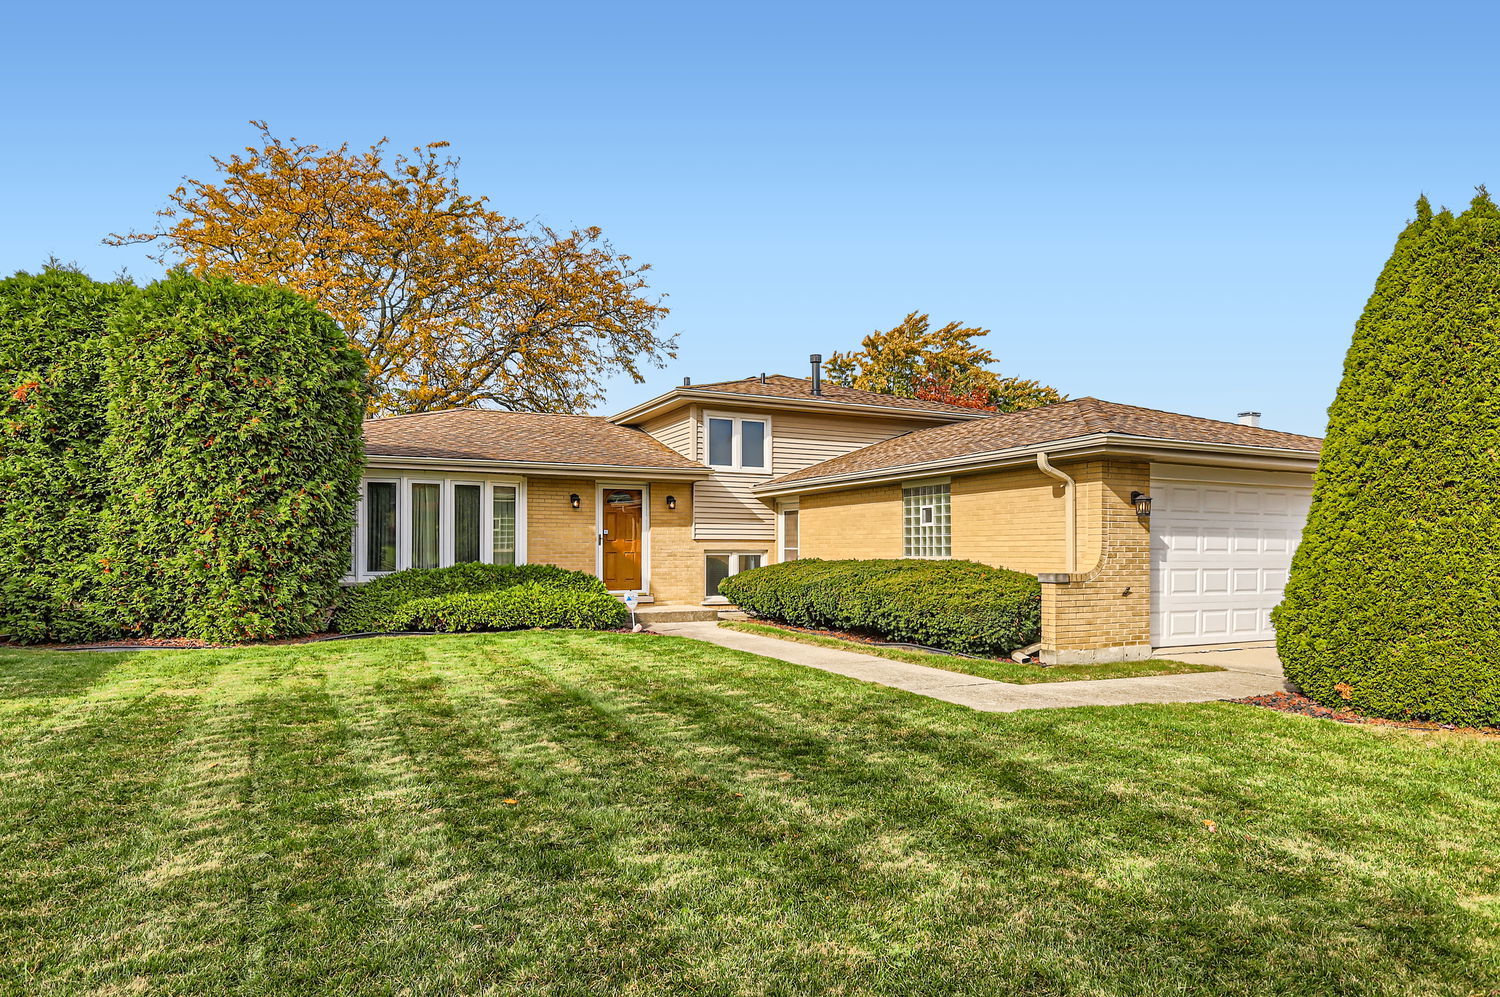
[719,558,1040,655]
[0,270,135,642]
[391,585,627,633]
[1273,193,1500,726]
[336,562,612,633]
[96,274,368,642]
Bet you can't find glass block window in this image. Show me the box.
[902,483,951,558]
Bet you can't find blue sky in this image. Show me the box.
[4,0,1497,437]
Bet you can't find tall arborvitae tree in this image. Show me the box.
[1273,192,1500,726]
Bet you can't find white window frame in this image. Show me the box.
[703,550,766,604]
[778,500,800,563]
[902,477,952,559]
[347,473,528,582]
[704,411,772,471]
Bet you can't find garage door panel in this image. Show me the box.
[1150,472,1312,647]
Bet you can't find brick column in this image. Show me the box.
[1038,459,1153,664]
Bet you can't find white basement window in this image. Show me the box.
[705,551,764,600]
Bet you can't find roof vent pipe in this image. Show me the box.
[810,354,823,395]
[1238,411,1261,428]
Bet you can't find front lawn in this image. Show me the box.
[1,632,1495,995]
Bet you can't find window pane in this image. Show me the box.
[454,484,482,563]
[705,555,731,596]
[708,418,733,466]
[740,420,766,468]
[412,483,441,570]
[738,553,762,572]
[903,483,951,558]
[782,510,799,561]
[492,486,516,565]
[365,482,396,573]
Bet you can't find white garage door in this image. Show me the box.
[1150,467,1312,647]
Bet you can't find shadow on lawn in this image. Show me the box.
[0,649,132,699]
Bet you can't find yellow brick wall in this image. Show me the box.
[524,477,758,605]
[800,484,904,559]
[1038,459,1153,663]
[526,478,598,573]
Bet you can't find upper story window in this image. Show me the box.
[705,414,768,470]
[903,481,951,558]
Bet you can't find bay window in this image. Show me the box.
[351,477,525,581]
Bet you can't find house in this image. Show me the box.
[357,360,1321,663]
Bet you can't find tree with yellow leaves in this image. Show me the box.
[824,312,1063,412]
[109,123,674,416]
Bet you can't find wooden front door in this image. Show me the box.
[601,489,644,590]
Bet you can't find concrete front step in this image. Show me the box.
[631,604,734,624]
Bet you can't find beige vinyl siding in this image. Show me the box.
[693,475,775,540]
[691,409,936,542]
[638,410,695,460]
[770,412,933,475]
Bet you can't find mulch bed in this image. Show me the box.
[1231,689,1499,737]
[6,627,652,652]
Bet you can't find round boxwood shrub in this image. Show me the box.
[96,273,368,642]
[0,269,135,642]
[1273,193,1500,726]
[719,558,1041,656]
[336,562,611,633]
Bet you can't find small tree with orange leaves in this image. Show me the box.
[825,312,1062,412]
[110,123,674,416]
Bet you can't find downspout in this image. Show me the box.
[1036,452,1077,574]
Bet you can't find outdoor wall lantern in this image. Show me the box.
[666,495,677,511]
[1130,491,1153,517]
[569,493,581,510]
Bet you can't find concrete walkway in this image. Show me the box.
[652,621,1289,713]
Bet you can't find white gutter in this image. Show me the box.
[1035,451,1077,573]
[364,455,711,479]
[607,388,991,426]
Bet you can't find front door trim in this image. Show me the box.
[595,481,650,594]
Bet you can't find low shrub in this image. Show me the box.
[719,558,1040,656]
[391,585,627,633]
[336,562,610,633]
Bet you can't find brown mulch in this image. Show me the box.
[5,634,330,651]
[1231,689,1500,737]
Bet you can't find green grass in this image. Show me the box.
[0,632,1496,996]
[719,619,1224,683]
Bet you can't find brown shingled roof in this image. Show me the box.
[675,374,991,417]
[364,409,706,471]
[765,397,1322,486]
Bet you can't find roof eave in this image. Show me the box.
[752,434,1319,497]
[607,387,990,425]
[364,454,712,479]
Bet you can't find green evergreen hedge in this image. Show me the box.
[1273,193,1500,726]
[391,585,627,633]
[0,270,135,642]
[718,558,1041,655]
[336,562,613,633]
[96,274,368,642]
